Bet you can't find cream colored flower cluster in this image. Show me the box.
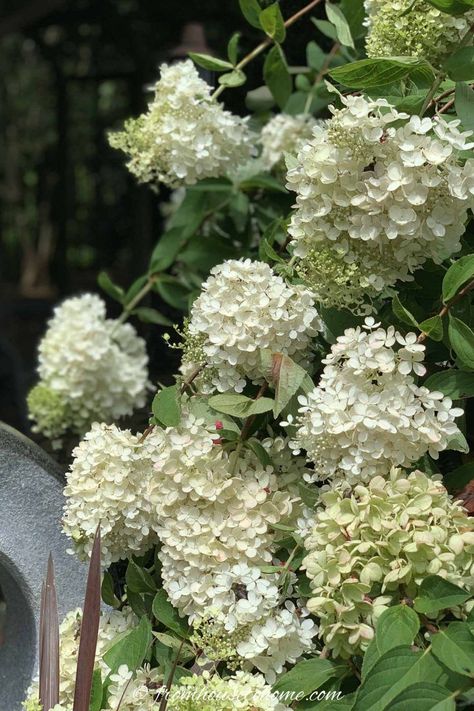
[303,468,474,658]
[181,259,321,393]
[364,0,474,66]
[106,668,289,711]
[109,60,253,188]
[148,415,316,680]
[288,319,463,485]
[28,294,149,443]
[287,95,474,311]
[25,607,136,708]
[259,114,320,172]
[62,422,160,565]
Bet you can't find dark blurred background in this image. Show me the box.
[0,0,321,436]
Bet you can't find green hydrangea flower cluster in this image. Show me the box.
[365,0,474,66]
[27,383,69,442]
[303,468,474,658]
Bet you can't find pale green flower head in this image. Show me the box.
[302,468,474,658]
[27,383,69,442]
[364,0,474,66]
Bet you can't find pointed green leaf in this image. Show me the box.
[208,393,274,417]
[239,0,263,28]
[419,316,443,342]
[448,314,474,368]
[326,2,355,48]
[126,561,157,594]
[414,576,471,615]
[264,45,292,109]
[445,47,474,81]
[385,683,455,711]
[272,657,347,695]
[329,57,434,89]
[260,2,286,42]
[442,255,474,302]
[431,623,474,676]
[189,52,234,72]
[392,294,419,328]
[455,82,474,132]
[227,32,241,65]
[152,384,182,428]
[152,589,190,638]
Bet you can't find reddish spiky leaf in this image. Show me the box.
[73,526,101,711]
[39,555,60,709]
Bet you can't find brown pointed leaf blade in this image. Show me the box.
[73,526,101,711]
[39,555,60,709]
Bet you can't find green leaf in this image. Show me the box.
[354,646,440,711]
[385,683,455,711]
[98,271,124,303]
[132,307,172,327]
[329,57,434,89]
[101,571,120,609]
[239,0,263,28]
[260,2,286,42]
[149,191,208,273]
[154,276,190,312]
[152,384,182,428]
[414,576,471,615]
[208,393,274,417]
[89,669,103,711]
[424,369,474,398]
[271,353,307,417]
[448,314,474,368]
[442,255,474,302]
[362,606,420,680]
[126,561,157,594]
[189,52,234,72]
[419,316,443,342]
[264,44,292,109]
[218,69,247,87]
[326,2,355,48]
[152,589,190,637]
[431,623,474,676]
[455,82,474,132]
[447,429,469,453]
[427,0,474,14]
[152,632,195,660]
[306,41,326,70]
[392,294,419,328]
[340,0,366,39]
[272,657,346,696]
[227,32,241,64]
[312,18,338,41]
[239,173,287,192]
[103,616,152,676]
[445,47,474,81]
[246,438,272,466]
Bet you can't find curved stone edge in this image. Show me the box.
[0,423,87,710]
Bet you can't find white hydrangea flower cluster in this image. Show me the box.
[168,670,290,711]
[146,414,316,680]
[181,259,321,393]
[25,608,136,708]
[303,468,474,658]
[105,667,290,711]
[109,60,253,189]
[287,94,474,310]
[28,294,149,443]
[364,0,474,66]
[288,319,463,485]
[105,665,162,711]
[62,422,161,565]
[259,114,320,172]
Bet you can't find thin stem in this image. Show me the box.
[230,381,268,474]
[116,275,158,327]
[417,278,474,343]
[159,639,185,711]
[277,544,301,588]
[212,0,324,100]
[420,73,444,117]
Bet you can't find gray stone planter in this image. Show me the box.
[0,424,87,710]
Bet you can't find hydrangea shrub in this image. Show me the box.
[25,1,474,709]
